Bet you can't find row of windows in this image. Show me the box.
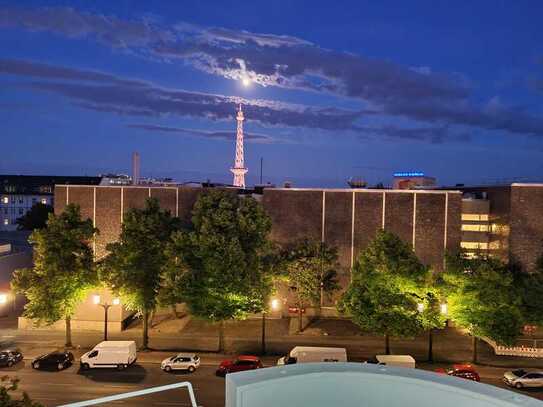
[461,214,489,221]
[461,224,490,232]
[460,241,489,250]
[1,196,48,205]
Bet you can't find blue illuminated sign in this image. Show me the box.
[393,172,425,177]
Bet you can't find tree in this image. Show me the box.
[15,203,53,230]
[514,256,543,326]
[174,189,274,352]
[102,198,178,349]
[281,240,339,332]
[11,204,97,348]
[439,253,524,363]
[0,376,43,407]
[338,230,433,354]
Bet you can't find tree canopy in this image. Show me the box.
[439,253,524,346]
[15,203,53,231]
[338,229,436,353]
[174,189,274,351]
[281,239,339,331]
[101,198,179,349]
[0,376,43,407]
[11,204,97,347]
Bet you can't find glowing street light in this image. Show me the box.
[440,303,448,315]
[93,294,121,341]
[0,293,7,304]
[262,298,281,355]
[417,303,424,313]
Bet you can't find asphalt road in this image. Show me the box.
[1,361,225,406]
[2,360,543,406]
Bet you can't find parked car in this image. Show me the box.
[80,341,137,370]
[503,369,543,389]
[277,346,347,365]
[435,364,480,382]
[32,351,74,371]
[216,355,263,376]
[161,353,200,373]
[0,349,23,368]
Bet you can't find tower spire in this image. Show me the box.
[230,104,248,188]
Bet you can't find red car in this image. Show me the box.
[435,364,480,382]
[216,355,263,376]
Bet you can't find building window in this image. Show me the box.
[18,208,24,215]
[461,214,489,221]
[3,219,8,225]
[1,197,7,204]
[18,198,23,204]
[40,198,47,205]
[3,209,6,215]
[460,242,489,250]
[39,186,52,194]
[461,224,490,232]
[32,198,37,203]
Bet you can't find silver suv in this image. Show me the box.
[161,353,200,373]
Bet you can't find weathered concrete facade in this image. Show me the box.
[56,185,462,275]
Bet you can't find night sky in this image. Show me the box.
[1,1,542,187]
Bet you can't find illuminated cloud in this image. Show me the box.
[2,6,543,138]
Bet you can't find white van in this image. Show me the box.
[366,354,416,369]
[277,346,347,365]
[80,341,137,370]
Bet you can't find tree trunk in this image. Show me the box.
[261,311,266,355]
[149,309,156,328]
[385,333,390,355]
[142,309,149,350]
[298,302,303,333]
[218,320,225,353]
[472,335,478,364]
[428,329,434,362]
[65,316,72,348]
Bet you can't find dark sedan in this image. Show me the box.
[0,349,23,368]
[32,351,74,371]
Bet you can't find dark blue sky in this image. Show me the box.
[1,0,542,187]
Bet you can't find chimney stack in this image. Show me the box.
[132,152,140,185]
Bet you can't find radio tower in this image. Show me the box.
[230,104,248,188]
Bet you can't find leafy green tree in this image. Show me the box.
[102,198,179,349]
[514,257,543,326]
[15,203,53,231]
[11,204,97,348]
[439,253,524,363]
[0,376,43,407]
[281,240,339,332]
[174,189,274,352]
[338,230,433,354]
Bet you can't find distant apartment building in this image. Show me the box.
[0,175,102,231]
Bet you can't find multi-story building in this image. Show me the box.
[0,175,102,231]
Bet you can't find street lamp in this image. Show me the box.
[0,293,7,304]
[93,295,120,341]
[261,298,281,355]
[418,301,448,363]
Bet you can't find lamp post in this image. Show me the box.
[93,295,120,341]
[418,302,448,363]
[261,298,280,355]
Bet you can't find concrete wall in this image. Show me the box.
[263,188,462,278]
[510,184,543,273]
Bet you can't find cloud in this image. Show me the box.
[126,124,274,142]
[1,58,367,131]
[2,6,543,138]
[357,125,470,144]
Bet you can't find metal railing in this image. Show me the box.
[57,381,198,407]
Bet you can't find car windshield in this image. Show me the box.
[512,369,527,377]
[194,355,199,361]
[169,356,176,361]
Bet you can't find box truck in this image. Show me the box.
[80,341,137,370]
[366,354,416,368]
[277,346,347,365]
